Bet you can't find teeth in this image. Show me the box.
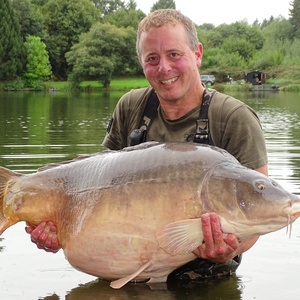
[161,77,178,85]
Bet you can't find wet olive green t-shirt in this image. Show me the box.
[102,86,267,170]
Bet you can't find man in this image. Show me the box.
[26,9,268,284]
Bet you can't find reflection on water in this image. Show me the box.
[0,91,122,172]
[63,276,243,300]
[0,90,300,300]
[243,91,300,194]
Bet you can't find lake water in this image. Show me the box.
[0,89,300,300]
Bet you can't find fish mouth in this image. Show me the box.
[219,211,299,240]
[283,199,300,219]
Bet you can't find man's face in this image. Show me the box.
[138,23,203,103]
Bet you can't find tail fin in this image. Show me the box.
[0,167,22,234]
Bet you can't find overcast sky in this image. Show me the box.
[134,0,292,26]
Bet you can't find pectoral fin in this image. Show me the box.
[110,260,152,289]
[156,219,203,255]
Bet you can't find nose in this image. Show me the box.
[158,57,171,73]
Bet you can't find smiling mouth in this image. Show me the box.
[160,77,178,85]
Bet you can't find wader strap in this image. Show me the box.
[129,88,216,146]
[193,88,216,144]
[138,89,160,129]
[129,89,159,146]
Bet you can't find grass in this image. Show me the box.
[6,76,297,92]
[46,77,150,91]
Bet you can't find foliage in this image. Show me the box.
[2,77,25,91]
[289,0,300,38]
[31,0,49,5]
[0,0,25,80]
[103,8,145,29]
[249,16,300,70]
[267,65,300,82]
[11,0,46,40]
[150,0,176,11]
[222,36,256,62]
[1,0,300,86]
[92,0,125,15]
[66,23,139,87]
[262,17,293,41]
[214,22,264,50]
[23,35,52,87]
[42,0,99,80]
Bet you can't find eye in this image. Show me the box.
[169,52,181,60]
[145,56,159,65]
[256,181,266,190]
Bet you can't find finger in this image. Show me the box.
[30,222,48,241]
[210,213,226,254]
[223,233,239,250]
[49,223,58,233]
[25,226,33,234]
[50,234,61,253]
[25,222,36,234]
[201,213,214,255]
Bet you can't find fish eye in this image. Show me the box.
[256,181,266,190]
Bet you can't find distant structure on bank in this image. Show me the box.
[245,70,266,85]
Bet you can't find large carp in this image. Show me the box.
[1,142,300,289]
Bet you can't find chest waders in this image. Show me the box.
[129,88,215,146]
[129,89,242,288]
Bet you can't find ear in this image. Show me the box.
[195,43,203,67]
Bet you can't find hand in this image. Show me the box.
[192,213,241,263]
[25,221,61,253]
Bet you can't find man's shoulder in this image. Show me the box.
[209,90,254,120]
[210,90,244,110]
[118,86,153,108]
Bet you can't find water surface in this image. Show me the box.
[0,90,300,300]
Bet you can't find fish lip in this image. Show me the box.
[283,201,300,219]
[293,212,300,218]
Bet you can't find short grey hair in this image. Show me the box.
[136,9,199,57]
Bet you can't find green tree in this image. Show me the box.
[125,0,137,10]
[289,0,300,38]
[92,0,125,15]
[66,23,139,88]
[215,22,264,51]
[151,0,176,11]
[23,35,52,87]
[0,0,25,80]
[42,0,99,80]
[103,8,145,29]
[262,17,293,42]
[222,36,256,62]
[11,0,46,40]
[250,17,297,70]
[31,0,49,5]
